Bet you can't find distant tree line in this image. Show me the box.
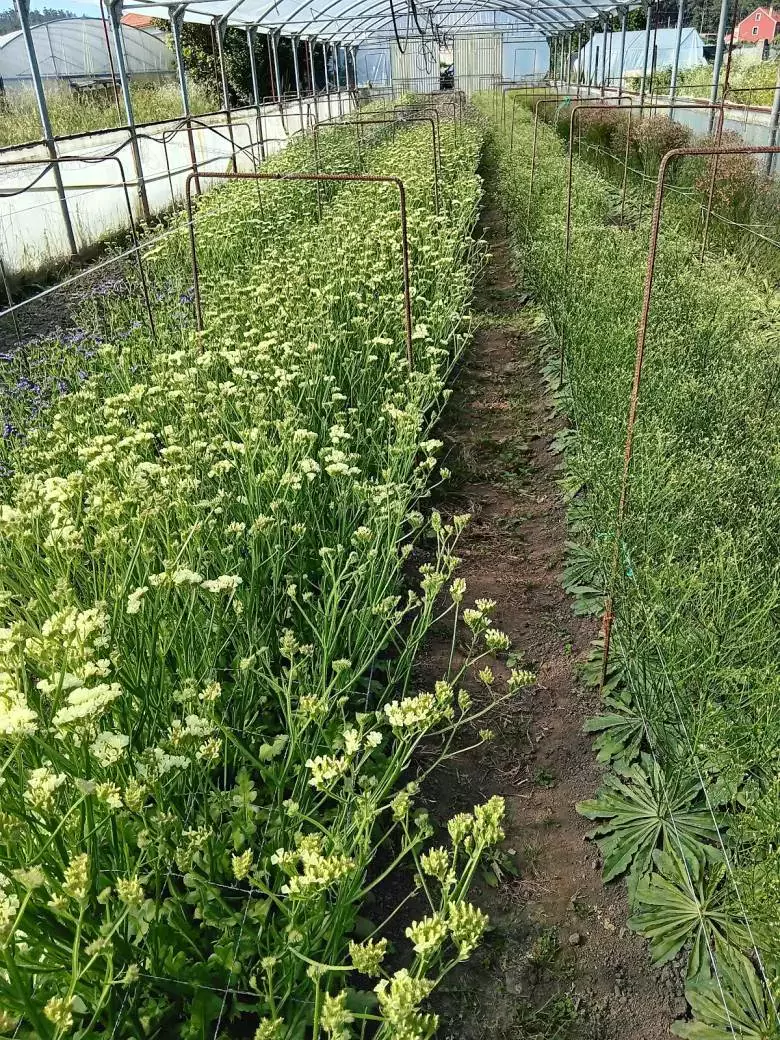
[0,6,76,33]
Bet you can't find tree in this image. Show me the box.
[164,21,305,105]
[0,6,77,33]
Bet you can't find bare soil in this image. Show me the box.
[418,182,685,1038]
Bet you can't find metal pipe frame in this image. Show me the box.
[638,0,652,114]
[669,0,684,114]
[12,0,77,256]
[291,34,305,131]
[307,36,317,96]
[171,4,201,194]
[322,40,332,121]
[599,139,780,691]
[333,41,343,118]
[617,6,628,101]
[709,0,730,128]
[271,30,284,107]
[316,115,441,211]
[247,26,266,159]
[768,64,780,176]
[0,153,155,342]
[104,0,151,223]
[184,169,414,367]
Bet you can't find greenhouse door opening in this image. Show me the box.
[453,33,502,95]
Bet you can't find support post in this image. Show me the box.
[291,34,304,131]
[214,16,238,169]
[669,0,685,114]
[247,25,265,158]
[599,18,608,95]
[566,32,573,89]
[334,42,342,117]
[267,33,276,101]
[618,7,627,100]
[171,6,200,192]
[351,45,359,97]
[307,37,317,99]
[587,24,595,88]
[322,40,332,120]
[767,61,780,175]
[171,6,190,114]
[576,28,582,86]
[607,18,615,94]
[709,0,730,129]
[639,1,653,114]
[105,0,150,222]
[14,0,77,255]
[271,31,283,108]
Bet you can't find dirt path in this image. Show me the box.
[420,179,685,1038]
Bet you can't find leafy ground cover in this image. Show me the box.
[479,96,780,1036]
[0,110,535,1038]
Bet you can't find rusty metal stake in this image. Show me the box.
[315,116,440,214]
[185,170,414,368]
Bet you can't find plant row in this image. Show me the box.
[479,96,780,1037]
[524,94,780,282]
[0,113,526,1038]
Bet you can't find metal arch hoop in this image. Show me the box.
[184,170,414,367]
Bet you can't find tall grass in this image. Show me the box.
[0,78,217,148]
[481,95,780,1037]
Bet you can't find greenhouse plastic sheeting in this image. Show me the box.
[117,0,632,47]
[356,45,390,87]
[505,33,548,81]
[0,17,174,85]
[572,27,705,86]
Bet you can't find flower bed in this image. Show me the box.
[0,117,530,1038]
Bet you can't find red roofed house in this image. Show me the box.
[727,6,780,43]
[121,12,155,29]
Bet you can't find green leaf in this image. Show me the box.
[671,947,780,1039]
[628,848,745,978]
[577,756,721,883]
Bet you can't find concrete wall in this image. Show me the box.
[0,90,352,277]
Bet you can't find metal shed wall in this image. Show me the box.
[453,32,502,95]
[389,39,439,94]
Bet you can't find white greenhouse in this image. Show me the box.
[573,26,706,87]
[0,16,174,88]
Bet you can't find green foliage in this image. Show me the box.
[628,849,747,977]
[672,948,780,1039]
[577,757,720,884]
[479,94,780,1034]
[582,689,644,770]
[0,113,520,1037]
